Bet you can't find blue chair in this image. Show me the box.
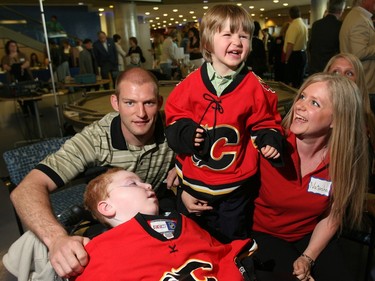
[2,137,87,235]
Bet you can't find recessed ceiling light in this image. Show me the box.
[283,3,289,6]
[145,12,150,15]
[98,8,104,12]
[203,6,208,9]
[179,15,183,18]
[251,13,255,16]
[163,13,168,16]
[173,9,178,12]
[237,3,242,6]
[156,17,160,20]
[149,19,154,22]
[109,5,113,8]
[249,6,254,9]
[99,13,103,16]
[189,11,194,14]
[273,0,279,3]
[153,7,159,10]
[78,2,84,5]
[192,16,197,19]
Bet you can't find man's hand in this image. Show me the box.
[181,190,213,214]
[166,167,179,189]
[49,234,90,278]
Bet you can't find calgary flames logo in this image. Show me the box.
[160,259,217,281]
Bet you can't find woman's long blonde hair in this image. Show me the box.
[283,73,369,229]
[324,52,375,152]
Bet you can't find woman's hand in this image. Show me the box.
[293,255,314,281]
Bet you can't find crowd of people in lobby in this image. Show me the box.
[1,0,375,280]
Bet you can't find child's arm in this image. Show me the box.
[254,129,285,167]
[166,120,210,156]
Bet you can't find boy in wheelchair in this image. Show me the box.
[73,167,257,281]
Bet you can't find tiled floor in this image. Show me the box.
[0,91,374,281]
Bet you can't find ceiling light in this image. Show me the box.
[99,13,103,16]
[98,8,104,12]
[78,2,84,5]
[237,3,242,6]
[109,5,113,8]
[163,13,168,16]
[249,6,254,9]
[251,13,255,16]
[273,0,279,3]
[283,3,289,6]
[189,11,194,14]
[173,9,178,12]
[260,8,265,11]
[149,19,154,22]
[179,15,183,18]
[145,12,150,15]
[156,17,160,20]
[170,18,174,20]
[192,16,197,19]
[203,6,208,9]
[153,7,159,10]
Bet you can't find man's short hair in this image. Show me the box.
[327,0,346,13]
[289,6,301,19]
[83,38,92,44]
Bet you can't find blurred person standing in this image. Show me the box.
[126,37,146,68]
[246,21,268,78]
[340,0,375,112]
[187,27,204,68]
[93,31,118,90]
[308,0,346,75]
[271,22,289,82]
[159,30,179,80]
[284,6,308,88]
[113,34,127,71]
[79,38,99,91]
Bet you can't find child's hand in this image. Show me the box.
[194,127,206,147]
[261,145,280,159]
[181,190,213,215]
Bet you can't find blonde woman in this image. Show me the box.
[324,52,375,192]
[252,73,368,281]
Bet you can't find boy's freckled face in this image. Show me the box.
[211,19,250,75]
[106,170,159,221]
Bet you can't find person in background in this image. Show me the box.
[30,53,42,69]
[113,34,127,72]
[73,168,256,281]
[271,22,289,82]
[284,6,308,88]
[72,39,83,67]
[126,37,146,68]
[339,0,375,113]
[246,21,268,78]
[93,31,118,90]
[10,67,175,279]
[251,73,368,281]
[165,4,284,243]
[159,29,179,80]
[324,52,375,193]
[1,40,34,115]
[79,38,99,91]
[186,27,204,68]
[46,15,65,34]
[1,40,33,82]
[149,33,164,69]
[308,0,346,75]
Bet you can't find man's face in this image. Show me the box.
[98,32,107,43]
[111,80,162,146]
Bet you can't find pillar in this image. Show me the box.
[310,0,329,24]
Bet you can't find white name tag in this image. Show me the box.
[307,177,331,196]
